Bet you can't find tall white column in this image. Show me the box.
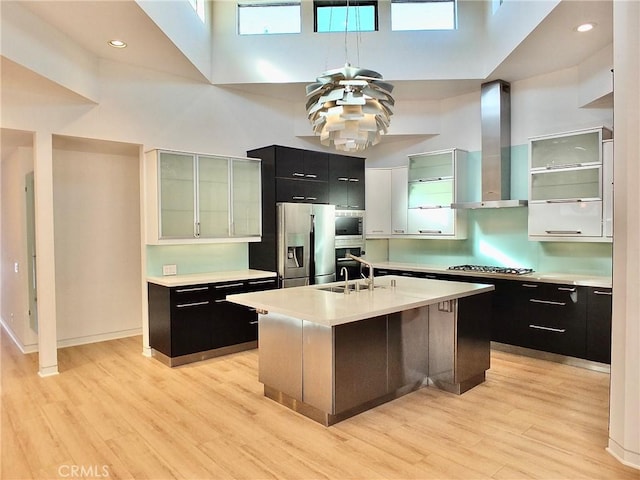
[608,0,640,469]
[34,132,58,377]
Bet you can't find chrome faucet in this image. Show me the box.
[347,254,374,290]
[340,266,350,295]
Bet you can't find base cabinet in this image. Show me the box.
[149,277,277,366]
[374,269,611,364]
[586,287,612,363]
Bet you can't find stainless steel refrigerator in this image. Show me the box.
[277,203,335,288]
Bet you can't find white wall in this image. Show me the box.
[1,142,38,350]
[52,137,142,346]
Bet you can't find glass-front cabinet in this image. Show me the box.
[407,149,468,239]
[528,127,613,242]
[146,149,261,244]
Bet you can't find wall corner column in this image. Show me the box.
[608,0,640,470]
[34,132,58,377]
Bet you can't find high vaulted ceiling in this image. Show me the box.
[12,0,613,101]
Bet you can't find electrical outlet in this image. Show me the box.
[162,264,177,276]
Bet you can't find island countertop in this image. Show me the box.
[227,275,494,327]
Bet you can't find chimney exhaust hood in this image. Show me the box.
[452,80,527,209]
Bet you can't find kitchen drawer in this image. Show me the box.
[244,277,278,292]
[518,282,587,357]
[170,284,211,303]
[211,280,251,300]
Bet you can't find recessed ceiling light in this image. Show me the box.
[576,23,596,33]
[108,39,127,48]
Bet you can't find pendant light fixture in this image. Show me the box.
[305,2,394,152]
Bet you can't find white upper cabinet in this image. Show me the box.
[365,166,408,238]
[407,149,468,239]
[145,149,261,244]
[528,127,613,242]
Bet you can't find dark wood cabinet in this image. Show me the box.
[516,282,587,358]
[586,287,612,363]
[275,147,329,182]
[148,276,277,366]
[373,268,609,363]
[329,155,365,210]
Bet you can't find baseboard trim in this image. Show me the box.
[0,318,37,353]
[491,342,611,373]
[607,438,640,470]
[57,328,142,349]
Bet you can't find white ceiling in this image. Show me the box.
[15,0,613,101]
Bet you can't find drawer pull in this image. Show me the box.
[393,229,405,233]
[337,177,349,181]
[176,301,209,308]
[522,284,539,288]
[215,282,244,289]
[529,324,566,333]
[175,286,209,293]
[594,290,612,296]
[305,174,318,179]
[530,299,566,306]
[306,197,318,201]
[249,321,259,325]
[419,229,442,234]
[292,196,305,200]
[292,172,305,177]
[545,230,582,235]
[214,299,228,304]
[558,287,576,292]
[348,178,360,182]
[248,279,275,285]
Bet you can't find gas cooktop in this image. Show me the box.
[448,265,534,275]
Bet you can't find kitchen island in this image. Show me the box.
[227,276,494,425]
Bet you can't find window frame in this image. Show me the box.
[313,0,379,33]
[390,0,457,32]
[237,1,302,36]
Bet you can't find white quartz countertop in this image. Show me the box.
[147,269,276,287]
[373,261,612,289]
[227,275,494,327]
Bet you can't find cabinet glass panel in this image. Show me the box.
[159,152,196,238]
[531,131,601,169]
[531,166,601,201]
[408,179,453,208]
[198,155,229,237]
[408,152,453,182]
[232,159,261,236]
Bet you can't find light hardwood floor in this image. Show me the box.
[1,332,637,480]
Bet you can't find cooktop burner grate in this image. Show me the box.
[448,265,534,275]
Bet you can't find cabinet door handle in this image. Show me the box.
[305,174,318,179]
[529,324,566,333]
[418,205,443,209]
[350,205,361,209]
[215,282,244,289]
[248,279,275,285]
[522,284,539,288]
[545,230,582,235]
[306,197,317,201]
[419,229,442,234]
[530,299,567,306]
[292,172,305,177]
[348,178,360,182]
[195,222,201,237]
[175,286,209,293]
[545,199,583,204]
[545,163,583,170]
[292,196,305,200]
[249,321,259,325]
[176,301,209,308]
[417,176,444,182]
[558,287,576,292]
[594,290,612,296]
[337,177,349,182]
[214,299,228,304]
[393,229,405,233]
[370,229,384,233]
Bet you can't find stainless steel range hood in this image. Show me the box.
[452,80,527,209]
